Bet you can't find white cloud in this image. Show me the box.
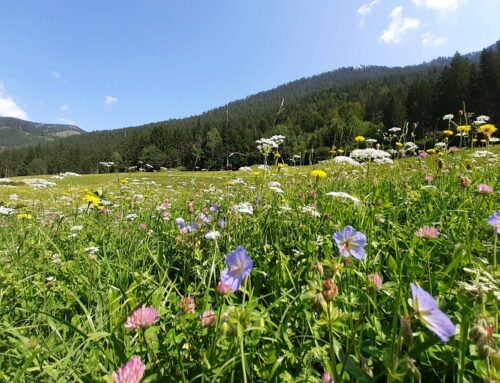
[380,6,420,44]
[60,104,70,112]
[104,95,118,105]
[58,117,76,125]
[50,71,61,80]
[422,31,447,47]
[412,0,459,12]
[358,0,380,27]
[0,84,28,120]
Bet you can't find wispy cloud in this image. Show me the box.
[422,31,447,47]
[412,0,459,12]
[58,117,76,125]
[59,104,70,112]
[50,71,61,80]
[358,0,380,27]
[380,6,420,44]
[0,84,28,120]
[104,95,118,105]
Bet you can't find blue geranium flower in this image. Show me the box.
[220,246,253,292]
[410,283,456,342]
[333,225,367,259]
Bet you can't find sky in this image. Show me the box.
[0,0,499,131]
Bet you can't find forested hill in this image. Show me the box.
[0,40,499,176]
[0,117,83,151]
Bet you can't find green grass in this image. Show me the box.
[0,148,499,382]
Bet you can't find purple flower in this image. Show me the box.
[477,183,493,194]
[175,217,185,229]
[333,225,367,259]
[219,218,226,229]
[210,203,219,213]
[410,283,455,342]
[321,371,334,383]
[186,222,198,233]
[125,305,160,330]
[220,246,253,292]
[112,356,145,383]
[488,210,500,234]
[200,213,211,224]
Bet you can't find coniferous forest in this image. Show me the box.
[1,41,499,176]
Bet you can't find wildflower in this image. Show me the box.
[426,149,436,154]
[410,283,455,342]
[354,135,365,142]
[424,175,433,184]
[442,130,454,136]
[205,230,220,240]
[219,218,226,228]
[326,191,361,204]
[83,193,101,209]
[458,175,472,188]
[350,148,391,163]
[321,371,334,383]
[180,296,196,314]
[274,152,281,158]
[322,279,339,301]
[477,115,490,121]
[478,124,497,135]
[175,217,185,229]
[209,203,219,213]
[368,273,383,289]
[16,213,32,219]
[216,281,233,294]
[333,156,360,166]
[277,163,285,169]
[125,305,160,330]
[480,139,487,144]
[337,149,344,154]
[487,210,500,234]
[138,223,146,230]
[112,356,145,383]
[238,166,253,172]
[125,213,138,220]
[418,152,428,160]
[442,114,454,121]
[201,310,216,327]
[415,226,440,239]
[333,226,367,260]
[233,202,254,215]
[395,142,403,147]
[388,127,402,133]
[477,184,493,194]
[220,246,253,292]
[310,169,327,179]
[457,125,471,133]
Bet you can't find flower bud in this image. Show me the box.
[322,279,339,302]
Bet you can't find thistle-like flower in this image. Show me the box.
[112,356,145,383]
[125,305,160,330]
[415,226,440,239]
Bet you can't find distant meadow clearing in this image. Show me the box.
[0,141,499,382]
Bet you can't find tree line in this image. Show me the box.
[0,41,499,176]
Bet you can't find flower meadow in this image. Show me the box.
[0,145,499,382]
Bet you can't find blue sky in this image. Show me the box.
[0,0,498,131]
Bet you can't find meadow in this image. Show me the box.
[0,144,499,382]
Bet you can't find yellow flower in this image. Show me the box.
[310,169,327,179]
[252,171,261,176]
[426,149,436,154]
[438,152,445,156]
[274,153,281,158]
[442,130,454,136]
[277,163,285,169]
[395,142,403,147]
[16,213,32,219]
[472,138,478,142]
[119,179,129,185]
[329,150,336,154]
[83,193,101,209]
[337,149,344,154]
[480,139,487,143]
[457,125,471,132]
[478,124,497,135]
[355,136,365,142]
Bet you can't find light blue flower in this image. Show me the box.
[410,283,455,342]
[220,246,253,292]
[333,225,367,259]
[487,210,500,234]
